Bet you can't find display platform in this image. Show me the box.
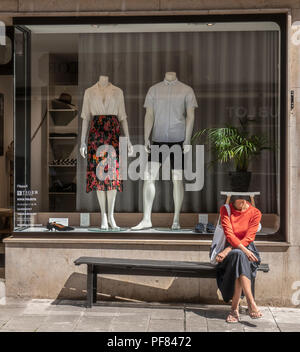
[14,226,205,235]
[13,226,272,235]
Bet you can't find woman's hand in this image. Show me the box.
[243,248,258,262]
[237,243,258,262]
[216,247,232,263]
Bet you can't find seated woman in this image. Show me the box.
[216,197,263,323]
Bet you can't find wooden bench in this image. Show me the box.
[74,257,270,308]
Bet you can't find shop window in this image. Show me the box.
[13,19,283,237]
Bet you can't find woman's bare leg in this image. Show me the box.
[239,274,262,317]
[231,278,243,311]
[226,278,242,322]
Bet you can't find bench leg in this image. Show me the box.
[93,272,97,304]
[87,264,93,308]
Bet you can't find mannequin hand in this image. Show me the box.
[183,140,191,154]
[145,140,151,154]
[80,142,87,158]
[128,140,134,157]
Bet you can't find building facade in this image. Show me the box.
[0,1,299,307]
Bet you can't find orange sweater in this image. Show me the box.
[220,202,262,248]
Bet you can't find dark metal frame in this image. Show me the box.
[14,25,31,229]
[12,13,287,241]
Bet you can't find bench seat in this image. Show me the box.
[74,256,270,307]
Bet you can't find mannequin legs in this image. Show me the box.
[96,190,119,230]
[171,169,184,230]
[96,191,108,229]
[107,190,120,230]
[131,162,160,230]
[131,163,184,230]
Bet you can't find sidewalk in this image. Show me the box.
[0,298,300,332]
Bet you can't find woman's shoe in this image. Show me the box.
[46,222,74,231]
[248,309,263,319]
[226,309,240,323]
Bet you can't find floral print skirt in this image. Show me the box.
[86,115,122,193]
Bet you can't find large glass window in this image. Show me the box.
[14,19,282,236]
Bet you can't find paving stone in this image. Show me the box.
[150,309,184,320]
[242,321,280,332]
[74,315,114,332]
[205,309,228,321]
[148,319,184,332]
[269,307,300,314]
[185,309,207,323]
[207,320,244,332]
[3,315,48,332]
[0,298,31,308]
[110,315,150,332]
[48,301,86,313]
[36,314,81,332]
[0,299,300,332]
[0,320,8,328]
[185,323,208,332]
[0,307,26,319]
[277,323,300,332]
[270,311,300,324]
[22,300,53,315]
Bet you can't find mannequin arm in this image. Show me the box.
[80,119,89,158]
[120,118,133,155]
[183,107,195,154]
[144,107,154,152]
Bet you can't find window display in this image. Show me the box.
[13,20,282,237]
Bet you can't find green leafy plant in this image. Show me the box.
[191,119,272,172]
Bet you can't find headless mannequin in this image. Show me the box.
[80,75,133,230]
[132,72,195,230]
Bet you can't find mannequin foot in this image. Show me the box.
[171,222,181,230]
[108,216,120,230]
[131,219,152,230]
[101,214,108,230]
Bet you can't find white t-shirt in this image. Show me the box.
[144,79,198,143]
[81,82,127,122]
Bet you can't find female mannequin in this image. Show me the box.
[80,75,133,230]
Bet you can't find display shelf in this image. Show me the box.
[44,55,79,213]
[49,192,76,195]
[49,137,77,139]
[49,165,77,167]
[49,109,77,112]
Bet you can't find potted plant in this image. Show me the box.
[191,118,272,192]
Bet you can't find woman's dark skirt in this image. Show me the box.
[86,115,122,193]
[216,241,261,303]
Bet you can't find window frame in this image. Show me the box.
[12,13,288,241]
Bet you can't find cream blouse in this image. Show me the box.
[81,82,127,122]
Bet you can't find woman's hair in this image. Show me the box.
[230,195,249,203]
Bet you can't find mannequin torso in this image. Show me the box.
[97,75,110,105]
[165,72,177,82]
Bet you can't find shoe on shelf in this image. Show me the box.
[194,223,205,233]
[46,222,74,232]
[206,222,215,233]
